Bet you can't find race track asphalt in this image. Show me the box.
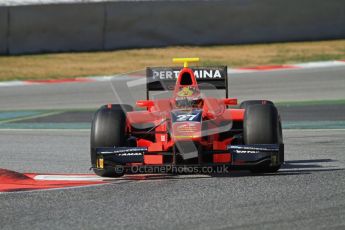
[0,66,344,229]
[0,66,344,110]
[0,129,344,230]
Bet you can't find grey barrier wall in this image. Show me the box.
[0,0,345,54]
[104,0,345,50]
[0,7,8,54]
[8,3,104,54]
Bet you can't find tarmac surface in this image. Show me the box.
[0,129,344,230]
[0,66,344,110]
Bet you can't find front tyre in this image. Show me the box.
[90,104,132,177]
[243,104,282,173]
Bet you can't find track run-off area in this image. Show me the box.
[0,65,344,229]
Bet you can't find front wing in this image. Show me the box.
[94,144,284,172]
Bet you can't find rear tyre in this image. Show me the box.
[90,104,133,177]
[239,100,274,109]
[243,104,282,173]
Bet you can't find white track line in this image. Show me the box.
[33,174,106,181]
[294,60,345,68]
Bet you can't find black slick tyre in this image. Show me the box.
[239,100,274,109]
[90,104,133,177]
[243,104,282,173]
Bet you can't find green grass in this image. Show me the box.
[0,39,345,81]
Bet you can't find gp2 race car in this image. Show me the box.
[90,58,284,177]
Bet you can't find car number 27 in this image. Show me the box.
[176,114,197,121]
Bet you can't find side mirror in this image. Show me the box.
[223,98,238,106]
[136,100,154,108]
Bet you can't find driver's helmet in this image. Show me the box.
[175,86,203,108]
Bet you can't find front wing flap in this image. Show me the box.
[96,147,146,164]
[228,144,284,167]
[95,144,283,168]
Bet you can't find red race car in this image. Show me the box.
[90,58,284,177]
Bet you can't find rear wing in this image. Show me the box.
[146,66,228,99]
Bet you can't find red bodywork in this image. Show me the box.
[125,67,244,165]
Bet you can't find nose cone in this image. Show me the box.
[172,122,202,141]
[170,109,203,141]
